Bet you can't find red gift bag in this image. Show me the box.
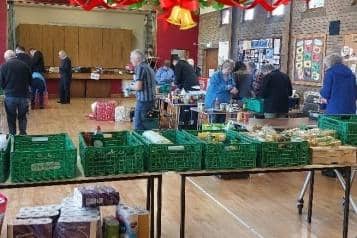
[95,100,117,121]
[0,193,7,232]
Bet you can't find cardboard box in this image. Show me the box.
[311,146,357,165]
[8,218,52,238]
[116,204,149,238]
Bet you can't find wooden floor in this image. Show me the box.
[1,98,357,238]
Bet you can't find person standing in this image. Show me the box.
[58,50,72,104]
[252,64,275,97]
[320,54,356,114]
[129,49,156,130]
[29,48,45,74]
[172,55,199,91]
[187,58,202,77]
[15,46,32,69]
[155,60,175,85]
[258,65,292,118]
[0,50,31,135]
[204,60,238,123]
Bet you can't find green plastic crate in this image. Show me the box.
[0,137,10,183]
[237,132,310,168]
[185,130,256,170]
[201,123,226,131]
[243,98,264,113]
[158,84,171,94]
[79,131,145,177]
[318,115,357,145]
[10,134,77,182]
[134,130,202,172]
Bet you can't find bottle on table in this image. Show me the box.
[214,98,220,110]
[92,126,104,148]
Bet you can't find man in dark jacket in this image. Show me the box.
[30,48,45,73]
[58,50,72,104]
[172,55,199,91]
[0,50,31,135]
[15,46,32,70]
[258,65,292,118]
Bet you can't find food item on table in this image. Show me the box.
[73,185,120,208]
[142,131,172,144]
[197,132,226,143]
[103,216,120,238]
[54,215,101,238]
[116,204,150,238]
[8,218,53,238]
[282,128,340,146]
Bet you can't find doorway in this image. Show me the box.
[204,48,218,77]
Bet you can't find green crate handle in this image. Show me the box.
[167,145,185,151]
[31,137,49,142]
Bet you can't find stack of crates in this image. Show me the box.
[318,115,357,145]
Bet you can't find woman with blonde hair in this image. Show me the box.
[204,59,238,123]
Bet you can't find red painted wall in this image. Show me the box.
[156,14,199,66]
[0,0,6,64]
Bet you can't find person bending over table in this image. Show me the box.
[129,49,156,130]
[204,60,238,123]
[258,64,292,119]
[320,54,356,115]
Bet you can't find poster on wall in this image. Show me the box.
[218,41,230,65]
[294,36,325,82]
[238,38,281,70]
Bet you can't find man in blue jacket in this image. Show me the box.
[320,54,356,114]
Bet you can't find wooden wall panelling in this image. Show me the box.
[86,80,111,98]
[112,29,132,68]
[51,26,65,67]
[78,28,93,67]
[64,26,79,66]
[102,28,114,68]
[17,24,43,55]
[42,25,54,66]
[91,28,103,67]
[122,29,132,67]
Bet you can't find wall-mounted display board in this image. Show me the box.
[293,34,326,84]
[237,38,281,70]
[343,33,357,74]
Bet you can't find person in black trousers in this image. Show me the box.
[29,48,45,74]
[258,65,293,118]
[58,50,72,104]
[172,55,199,91]
[15,46,32,69]
[0,50,32,135]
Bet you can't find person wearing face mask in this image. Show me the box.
[155,60,175,85]
[204,60,238,123]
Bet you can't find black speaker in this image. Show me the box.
[329,20,341,35]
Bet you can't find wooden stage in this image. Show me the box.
[1,98,356,238]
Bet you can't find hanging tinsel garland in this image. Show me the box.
[71,0,310,30]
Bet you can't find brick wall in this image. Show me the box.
[198,0,357,95]
[198,10,231,74]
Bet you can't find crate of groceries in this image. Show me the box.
[243,98,264,113]
[0,135,10,183]
[237,126,310,168]
[283,128,357,165]
[79,130,145,177]
[10,133,77,182]
[134,130,202,172]
[185,130,256,170]
[318,115,357,145]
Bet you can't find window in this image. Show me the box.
[221,9,231,25]
[272,4,285,16]
[244,9,255,21]
[308,0,325,9]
